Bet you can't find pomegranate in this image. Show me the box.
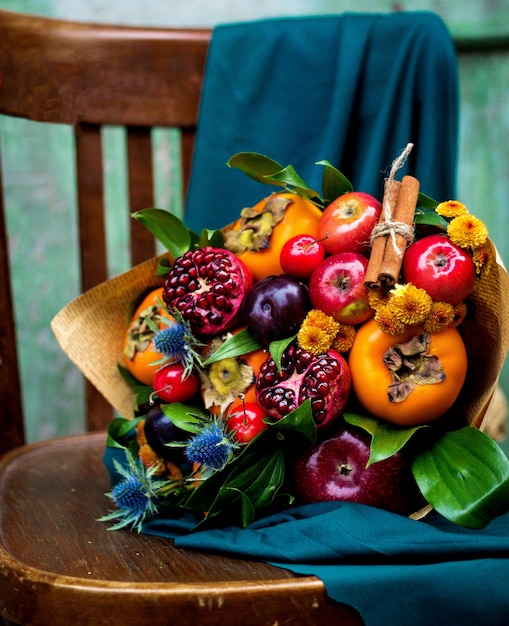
[162,247,254,336]
[255,344,351,430]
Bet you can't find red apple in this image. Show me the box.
[318,191,382,255]
[308,252,374,325]
[226,400,268,443]
[294,424,420,515]
[280,234,326,279]
[402,234,476,304]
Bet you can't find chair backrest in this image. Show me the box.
[0,9,211,451]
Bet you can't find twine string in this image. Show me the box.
[370,143,415,256]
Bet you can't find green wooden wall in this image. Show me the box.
[1,1,508,457]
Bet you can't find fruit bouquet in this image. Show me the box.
[52,145,509,534]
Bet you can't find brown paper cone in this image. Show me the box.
[51,255,165,419]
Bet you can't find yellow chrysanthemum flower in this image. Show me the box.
[472,242,495,276]
[373,304,408,336]
[388,283,433,326]
[298,325,334,356]
[447,214,488,250]
[367,288,390,310]
[424,301,456,334]
[303,309,340,335]
[332,324,356,352]
[435,200,469,218]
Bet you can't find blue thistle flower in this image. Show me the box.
[152,312,203,377]
[185,420,235,471]
[99,450,167,532]
[153,322,188,359]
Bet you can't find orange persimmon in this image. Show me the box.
[348,318,468,426]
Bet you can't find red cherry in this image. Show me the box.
[153,363,200,403]
[226,400,268,443]
[280,234,326,278]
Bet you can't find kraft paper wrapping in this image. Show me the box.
[51,255,165,420]
[51,241,509,435]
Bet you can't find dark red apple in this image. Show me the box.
[318,191,382,255]
[402,234,476,305]
[280,234,326,279]
[294,424,419,515]
[242,274,311,345]
[308,252,374,325]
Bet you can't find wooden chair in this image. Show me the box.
[0,10,363,625]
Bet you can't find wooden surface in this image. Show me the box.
[0,432,363,625]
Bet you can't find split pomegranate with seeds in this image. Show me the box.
[162,246,254,336]
[255,343,351,430]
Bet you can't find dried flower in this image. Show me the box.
[472,242,495,276]
[435,200,469,218]
[447,214,488,250]
[199,334,255,413]
[185,420,236,471]
[332,324,357,352]
[452,302,468,327]
[388,283,433,326]
[99,450,167,532]
[424,301,456,334]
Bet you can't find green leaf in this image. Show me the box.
[269,335,296,371]
[275,399,317,444]
[227,152,285,185]
[155,256,172,276]
[344,412,429,466]
[132,208,191,258]
[160,402,209,434]
[412,427,509,528]
[199,228,225,248]
[106,417,139,448]
[264,164,319,199]
[202,328,263,365]
[416,192,438,211]
[316,160,353,204]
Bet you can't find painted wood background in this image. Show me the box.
[1,0,508,458]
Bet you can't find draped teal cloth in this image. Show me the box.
[103,447,509,625]
[143,503,509,626]
[184,12,458,231]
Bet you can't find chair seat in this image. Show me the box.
[0,432,363,625]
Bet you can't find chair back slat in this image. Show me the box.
[126,126,157,266]
[0,9,211,443]
[0,147,25,453]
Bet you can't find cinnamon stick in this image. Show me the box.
[378,174,419,287]
[364,179,401,289]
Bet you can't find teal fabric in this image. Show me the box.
[184,12,458,231]
[103,448,509,625]
[142,503,509,626]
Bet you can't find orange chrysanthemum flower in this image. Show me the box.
[424,301,456,334]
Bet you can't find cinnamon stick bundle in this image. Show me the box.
[364,179,401,289]
[364,175,419,290]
